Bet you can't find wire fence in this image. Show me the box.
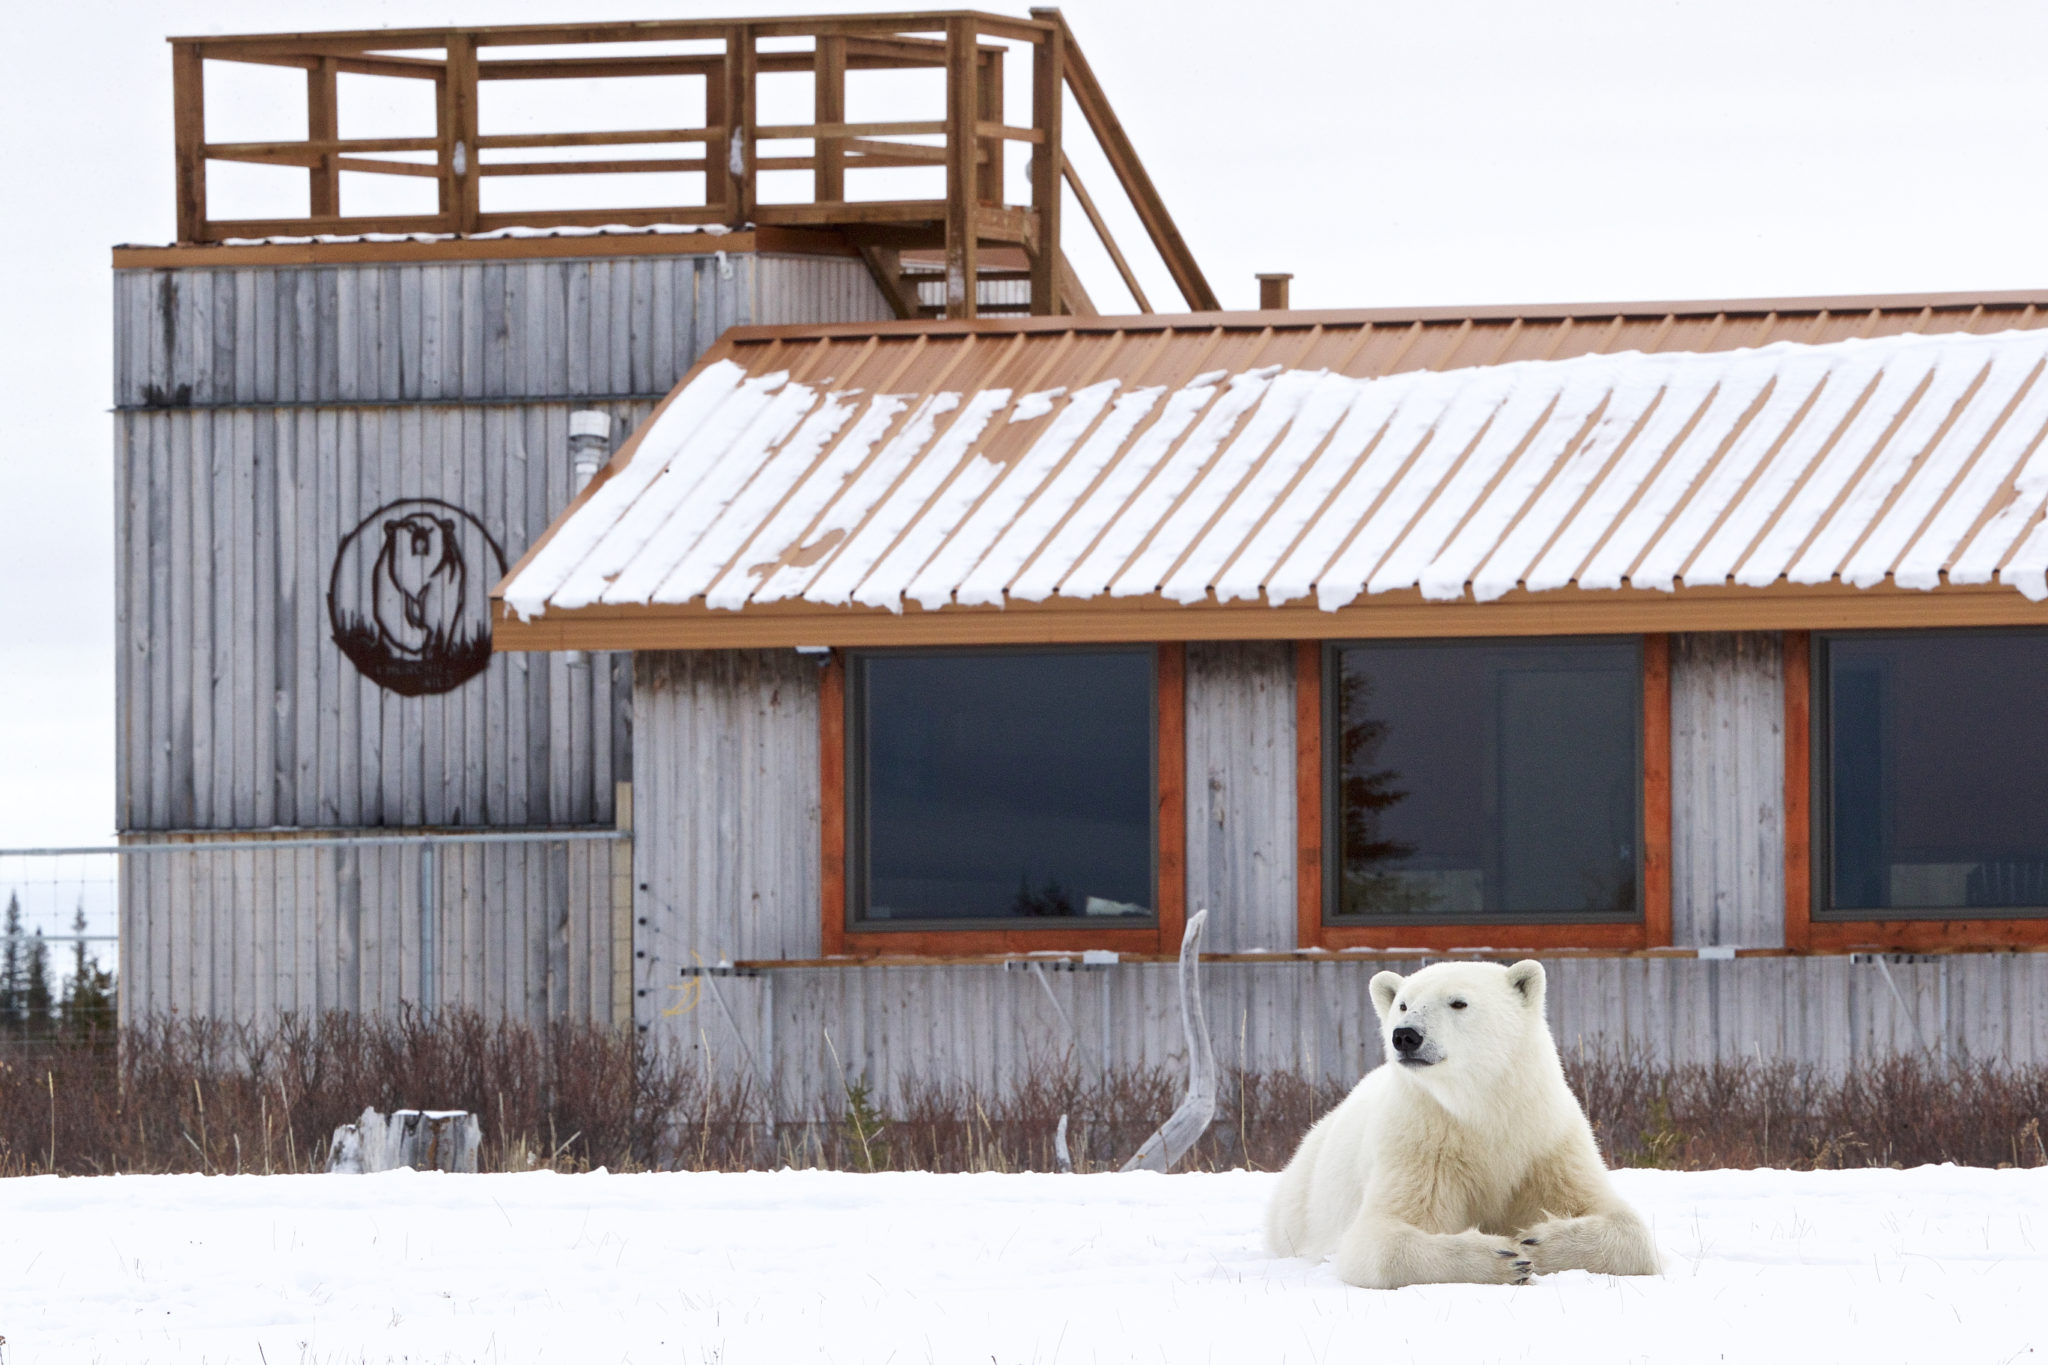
[1,828,632,1028]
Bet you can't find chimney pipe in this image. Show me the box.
[563,410,612,666]
[1256,273,1292,311]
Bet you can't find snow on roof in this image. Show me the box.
[501,325,2048,625]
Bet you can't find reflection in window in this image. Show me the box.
[1330,639,1641,920]
[851,649,1155,927]
[1820,631,2048,915]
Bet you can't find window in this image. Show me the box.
[1297,636,1668,952]
[1814,629,2048,919]
[1323,637,1643,923]
[842,647,1162,935]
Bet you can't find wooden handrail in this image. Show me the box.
[1033,7,1218,313]
[164,10,1214,321]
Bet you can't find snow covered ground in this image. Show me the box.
[3,1165,2044,1364]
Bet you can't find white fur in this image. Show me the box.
[1264,960,1661,1289]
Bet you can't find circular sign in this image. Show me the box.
[327,498,507,697]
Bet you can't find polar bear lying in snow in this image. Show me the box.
[1265,960,1660,1288]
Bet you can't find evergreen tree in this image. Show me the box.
[1,891,21,1027]
[60,903,116,1036]
[23,926,53,1033]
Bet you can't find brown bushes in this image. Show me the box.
[3,1013,2046,1176]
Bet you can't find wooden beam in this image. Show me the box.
[1028,16,1062,316]
[478,128,719,150]
[729,25,756,229]
[1642,632,1673,949]
[480,158,710,177]
[855,244,925,320]
[1033,8,1218,311]
[1061,155,1150,312]
[172,42,207,243]
[440,31,480,233]
[306,58,341,217]
[976,43,1004,207]
[944,17,979,319]
[1293,641,1323,952]
[816,35,847,204]
[177,13,1053,51]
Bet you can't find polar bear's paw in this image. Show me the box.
[1489,1243,1535,1285]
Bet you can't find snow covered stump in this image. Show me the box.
[328,1109,482,1174]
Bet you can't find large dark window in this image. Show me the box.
[1817,630,2048,918]
[849,648,1156,928]
[1326,638,1642,922]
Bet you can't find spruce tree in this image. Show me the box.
[1,891,21,1028]
[23,927,53,1034]
[61,903,116,1036]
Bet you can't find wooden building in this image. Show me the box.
[112,11,1212,1030]
[497,296,2048,1111]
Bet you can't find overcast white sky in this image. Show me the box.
[2,0,2045,848]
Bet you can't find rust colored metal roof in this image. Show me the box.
[495,295,2048,648]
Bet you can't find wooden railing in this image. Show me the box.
[167,9,1219,317]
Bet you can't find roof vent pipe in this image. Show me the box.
[1256,273,1292,311]
[563,410,612,666]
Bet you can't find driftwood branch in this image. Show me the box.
[1120,908,1214,1172]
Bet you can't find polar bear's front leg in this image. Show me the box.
[1516,1208,1662,1277]
[1334,1211,1531,1289]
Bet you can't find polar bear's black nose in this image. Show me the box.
[1391,1026,1423,1055]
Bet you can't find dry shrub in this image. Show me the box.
[5,1020,2047,1176]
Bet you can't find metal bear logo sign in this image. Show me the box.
[327,499,507,697]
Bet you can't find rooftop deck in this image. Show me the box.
[163,10,1216,319]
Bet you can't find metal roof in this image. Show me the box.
[496,296,2048,647]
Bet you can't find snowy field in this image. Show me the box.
[3,1166,2045,1364]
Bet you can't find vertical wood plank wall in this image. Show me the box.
[634,637,2048,1112]
[114,250,894,1025]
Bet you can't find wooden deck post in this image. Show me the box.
[440,32,480,233]
[306,57,341,220]
[815,35,847,205]
[171,42,207,243]
[1027,22,1063,315]
[944,17,980,319]
[722,24,756,230]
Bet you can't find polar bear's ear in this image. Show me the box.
[1505,959,1546,1011]
[1369,971,1403,1022]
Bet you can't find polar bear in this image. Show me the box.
[1265,960,1660,1288]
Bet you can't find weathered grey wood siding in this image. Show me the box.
[113,250,890,1024]
[112,252,884,407]
[632,650,823,1020]
[635,639,2048,1098]
[1184,641,1296,953]
[115,401,649,831]
[117,834,624,1027]
[668,953,2048,1120]
[1670,632,1786,948]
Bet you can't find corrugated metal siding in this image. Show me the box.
[751,253,897,328]
[633,649,822,1024]
[505,318,2048,626]
[1670,633,1787,948]
[117,836,623,1026]
[1184,641,1296,952]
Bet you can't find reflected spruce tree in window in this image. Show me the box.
[1336,669,1420,914]
[1331,639,1640,922]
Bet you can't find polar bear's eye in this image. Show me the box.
[1450,1000,1467,1010]
[1398,1002,1407,1012]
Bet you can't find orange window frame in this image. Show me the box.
[819,644,1187,958]
[1294,635,1672,953]
[1784,629,2048,952]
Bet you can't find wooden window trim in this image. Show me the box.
[1295,634,1671,953]
[819,643,1186,958]
[1785,628,2048,952]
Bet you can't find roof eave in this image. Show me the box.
[489,580,2048,653]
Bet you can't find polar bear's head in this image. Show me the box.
[1369,960,1549,1100]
